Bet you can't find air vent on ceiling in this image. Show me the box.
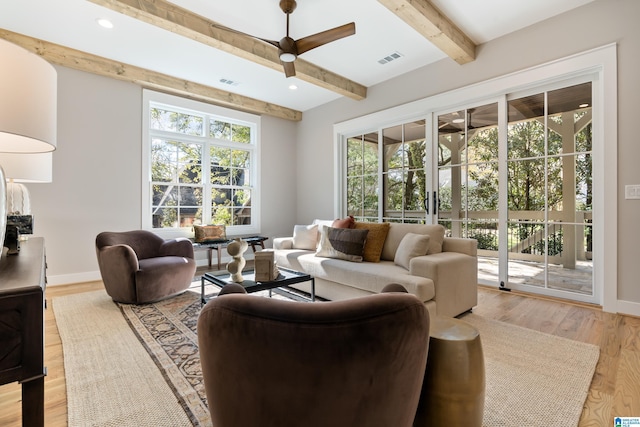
[219,78,240,86]
[378,51,403,65]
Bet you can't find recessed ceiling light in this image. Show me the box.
[452,118,465,124]
[579,103,589,108]
[289,84,298,90]
[97,18,114,29]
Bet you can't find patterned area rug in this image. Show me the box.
[118,290,209,425]
[118,286,291,426]
[57,287,599,427]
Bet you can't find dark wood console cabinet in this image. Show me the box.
[0,237,46,426]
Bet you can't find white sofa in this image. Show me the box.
[272,221,478,318]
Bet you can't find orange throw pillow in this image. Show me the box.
[332,216,355,229]
[354,222,391,262]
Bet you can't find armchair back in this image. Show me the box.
[96,230,165,260]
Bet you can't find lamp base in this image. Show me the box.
[7,214,33,235]
[4,224,20,255]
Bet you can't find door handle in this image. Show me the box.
[433,191,438,215]
[424,193,429,215]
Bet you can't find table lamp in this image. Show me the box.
[0,38,57,258]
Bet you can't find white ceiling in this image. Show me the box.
[0,0,595,112]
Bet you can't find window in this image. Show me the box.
[142,90,260,236]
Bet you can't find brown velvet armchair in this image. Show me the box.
[197,284,430,427]
[95,230,196,304]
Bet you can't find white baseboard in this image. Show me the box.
[617,299,640,317]
[48,270,102,286]
[49,253,256,286]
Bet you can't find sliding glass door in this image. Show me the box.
[506,82,593,297]
[382,120,427,223]
[436,103,500,286]
[434,81,595,302]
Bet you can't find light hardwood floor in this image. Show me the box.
[0,282,638,426]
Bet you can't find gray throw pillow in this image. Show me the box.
[316,226,369,262]
[394,233,431,270]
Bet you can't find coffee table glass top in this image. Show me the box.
[201,267,315,304]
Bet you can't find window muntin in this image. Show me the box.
[145,93,259,234]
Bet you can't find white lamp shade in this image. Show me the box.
[0,38,57,153]
[0,152,52,183]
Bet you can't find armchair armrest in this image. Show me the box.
[96,244,141,303]
[443,237,477,257]
[97,244,139,278]
[159,237,195,258]
[273,237,294,250]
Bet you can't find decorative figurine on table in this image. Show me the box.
[226,238,248,283]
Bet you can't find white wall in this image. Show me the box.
[296,0,640,309]
[29,67,298,285]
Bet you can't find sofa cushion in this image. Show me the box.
[381,224,446,261]
[394,233,430,270]
[292,224,318,250]
[354,222,391,263]
[273,250,435,302]
[316,226,368,262]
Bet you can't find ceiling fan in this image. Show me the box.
[238,0,356,78]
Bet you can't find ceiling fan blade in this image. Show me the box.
[258,38,281,49]
[210,21,280,49]
[283,61,296,77]
[296,22,355,55]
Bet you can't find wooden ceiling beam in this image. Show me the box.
[377,0,476,65]
[87,0,367,100]
[0,29,302,121]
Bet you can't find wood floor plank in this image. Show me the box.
[613,348,640,417]
[622,316,640,352]
[579,389,615,426]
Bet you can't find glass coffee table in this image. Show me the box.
[200,267,315,305]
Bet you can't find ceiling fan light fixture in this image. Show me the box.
[280,52,297,62]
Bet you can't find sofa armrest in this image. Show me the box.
[409,252,478,317]
[273,237,294,250]
[442,237,477,257]
[159,237,195,258]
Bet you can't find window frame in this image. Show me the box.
[142,90,261,239]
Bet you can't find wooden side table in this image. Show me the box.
[414,316,485,427]
[193,236,268,270]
